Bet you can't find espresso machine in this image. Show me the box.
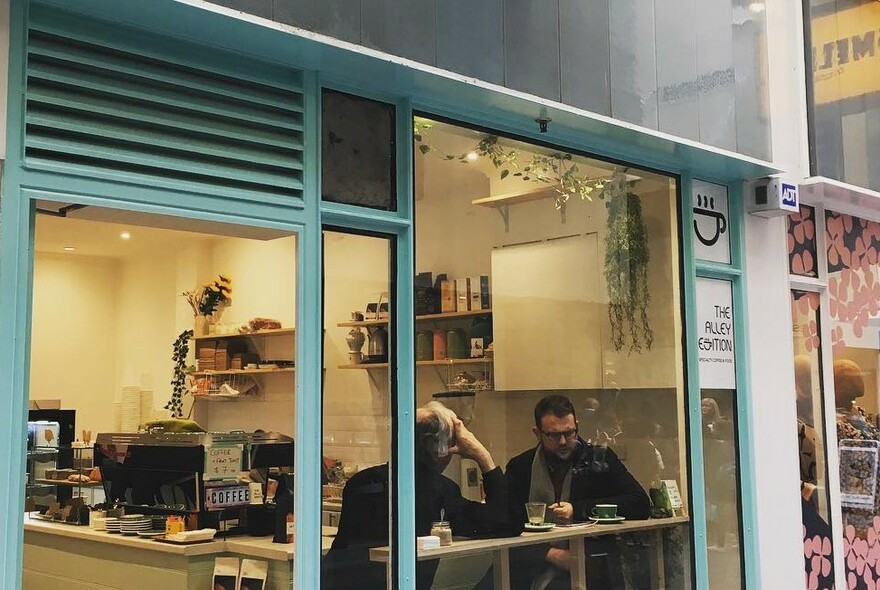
[95,430,294,534]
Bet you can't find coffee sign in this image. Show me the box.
[205,444,243,480]
[692,180,730,264]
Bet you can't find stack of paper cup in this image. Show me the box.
[113,401,121,431]
[120,386,141,432]
[139,388,154,424]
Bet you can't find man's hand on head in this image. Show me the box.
[448,418,496,472]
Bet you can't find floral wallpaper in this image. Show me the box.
[826,211,880,354]
[790,205,819,277]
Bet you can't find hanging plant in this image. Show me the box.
[165,329,194,418]
[605,187,653,353]
[415,121,653,353]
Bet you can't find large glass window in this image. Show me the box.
[409,116,690,589]
[806,1,880,192]
[825,208,880,590]
[321,231,394,590]
[790,288,836,590]
[23,205,298,587]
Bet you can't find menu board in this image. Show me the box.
[204,444,244,481]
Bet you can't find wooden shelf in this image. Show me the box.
[471,186,558,208]
[338,358,493,369]
[34,478,102,488]
[191,328,294,341]
[337,309,492,328]
[191,367,295,376]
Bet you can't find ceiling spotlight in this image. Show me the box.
[120,232,131,240]
[63,246,76,252]
[748,2,765,13]
[466,152,478,161]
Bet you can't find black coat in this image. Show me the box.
[322,461,509,590]
[506,440,651,533]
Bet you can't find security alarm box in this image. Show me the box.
[747,178,799,218]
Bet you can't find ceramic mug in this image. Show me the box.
[591,504,618,519]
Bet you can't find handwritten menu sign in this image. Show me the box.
[662,480,683,510]
[205,444,243,480]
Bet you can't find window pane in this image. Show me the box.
[322,90,397,211]
[321,231,393,590]
[826,209,880,588]
[790,289,836,588]
[25,206,297,587]
[696,277,743,589]
[788,205,818,277]
[412,116,690,589]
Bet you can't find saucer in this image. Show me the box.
[590,516,625,524]
[524,522,556,532]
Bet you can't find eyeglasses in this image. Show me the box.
[541,429,578,442]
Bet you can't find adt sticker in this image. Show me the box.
[781,182,799,209]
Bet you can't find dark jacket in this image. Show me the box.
[322,461,508,590]
[506,440,651,533]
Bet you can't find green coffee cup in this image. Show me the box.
[591,504,618,519]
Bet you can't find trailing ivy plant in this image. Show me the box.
[165,329,194,418]
[414,121,653,353]
[604,184,653,353]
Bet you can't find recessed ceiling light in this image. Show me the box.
[748,2,765,12]
[63,246,76,252]
[466,152,478,161]
[120,232,131,240]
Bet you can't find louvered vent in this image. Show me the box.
[25,28,304,200]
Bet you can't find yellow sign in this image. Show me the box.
[812,3,880,104]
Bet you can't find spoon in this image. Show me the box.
[440,508,445,523]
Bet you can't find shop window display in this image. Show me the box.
[23,207,298,588]
[825,210,880,590]
[790,289,835,590]
[409,117,691,589]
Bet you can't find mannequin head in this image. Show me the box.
[833,359,865,410]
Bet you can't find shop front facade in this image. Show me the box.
[0,0,807,588]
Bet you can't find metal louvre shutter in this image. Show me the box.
[24,24,305,201]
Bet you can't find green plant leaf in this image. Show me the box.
[419,144,431,155]
[500,169,509,179]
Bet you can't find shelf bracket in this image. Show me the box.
[496,205,510,233]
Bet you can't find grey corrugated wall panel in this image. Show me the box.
[733,17,771,161]
[695,0,736,151]
[503,0,561,102]
[559,0,611,116]
[274,0,362,45]
[436,0,504,85]
[654,0,700,141]
[361,0,437,66]
[609,0,659,128]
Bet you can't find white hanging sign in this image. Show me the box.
[692,180,730,264]
[204,444,243,480]
[696,278,736,389]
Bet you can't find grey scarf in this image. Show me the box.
[529,446,572,506]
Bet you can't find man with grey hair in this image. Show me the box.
[323,400,508,590]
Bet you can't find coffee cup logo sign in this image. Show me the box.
[692,180,730,264]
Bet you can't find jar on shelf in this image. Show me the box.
[430,520,453,546]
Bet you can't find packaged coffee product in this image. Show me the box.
[238,559,268,590]
[212,557,239,590]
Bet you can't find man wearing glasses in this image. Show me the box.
[504,395,650,589]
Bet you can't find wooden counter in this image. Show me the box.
[23,517,337,590]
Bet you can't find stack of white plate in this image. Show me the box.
[139,388,154,424]
[120,387,141,432]
[120,515,151,535]
[91,516,109,531]
[103,517,121,533]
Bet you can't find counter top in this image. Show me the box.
[24,517,224,556]
[25,516,336,561]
